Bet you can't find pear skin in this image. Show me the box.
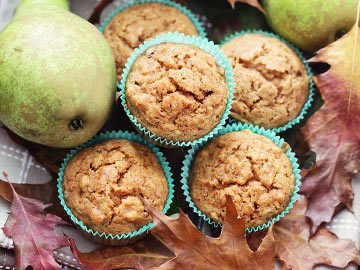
[263,0,357,52]
[0,0,116,148]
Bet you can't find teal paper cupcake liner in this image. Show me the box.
[221,30,314,133]
[57,130,175,246]
[180,122,301,233]
[99,0,207,38]
[119,32,234,148]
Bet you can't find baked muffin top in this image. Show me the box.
[221,34,309,129]
[63,139,168,235]
[189,130,295,227]
[125,43,229,142]
[104,3,199,80]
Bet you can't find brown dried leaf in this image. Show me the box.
[300,20,360,232]
[70,234,174,270]
[274,199,360,270]
[145,195,276,270]
[227,0,265,14]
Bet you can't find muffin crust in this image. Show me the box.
[63,139,168,235]
[126,43,229,142]
[221,34,309,129]
[104,3,199,80]
[189,130,295,227]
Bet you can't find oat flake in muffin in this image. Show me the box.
[189,130,295,228]
[104,3,199,80]
[221,33,309,129]
[62,139,168,235]
[125,42,229,142]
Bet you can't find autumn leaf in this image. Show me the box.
[226,0,265,14]
[274,199,360,270]
[2,173,70,270]
[0,176,71,223]
[70,234,174,270]
[299,17,360,232]
[0,177,56,203]
[143,195,276,270]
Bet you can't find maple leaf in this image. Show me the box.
[274,199,360,270]
[226,0,265,14]
[70,234,174,270]
[2,173,69,270]
[299,10,360,232]
[143,195,276,270]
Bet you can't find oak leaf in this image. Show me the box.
[274,199,360,270]
[226,0,265,14]
[145,195,276,270]
[70,234,174,270]
[299,21,360,232]
[2,173,69,270]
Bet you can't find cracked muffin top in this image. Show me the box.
[189,130,295,228]
[62,139,168,235]
[104,3,199,81]
[125,43,229,142]
[221,34,309,129]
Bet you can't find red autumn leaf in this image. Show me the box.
[274,199,360,270]
[299,21,360,232]
[70,234,174,270]
[143,195,276,270]
[2,173,69,270]
[226,0,265,14]
[0,176,71,223]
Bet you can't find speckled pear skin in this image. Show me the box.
[263,0,357,52]
[0,0,116,148]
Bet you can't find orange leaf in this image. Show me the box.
[300,11,360,232]
[274,199,360,270]
[144,195,276,270]
[227,0,265,14]
[70,235,174,270]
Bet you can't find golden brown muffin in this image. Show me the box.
[63,139,168,235]
[221,34,309,129]
[125,43,229,142]
[189,130,295,228]
[104,3,199,80]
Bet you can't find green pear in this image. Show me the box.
[0,0,116,148]
[262,0,358,52]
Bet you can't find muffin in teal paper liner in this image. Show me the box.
[57,130,174,246]
[100,0,207,81]
[119,32,234,148]
[220,30,314,133]
[181,123,301,233]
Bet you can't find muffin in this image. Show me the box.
[125,42,230,143]
[62,139,169,236]
[189,130,295,228]
[221,33,309,129]
[104,2,201,81]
